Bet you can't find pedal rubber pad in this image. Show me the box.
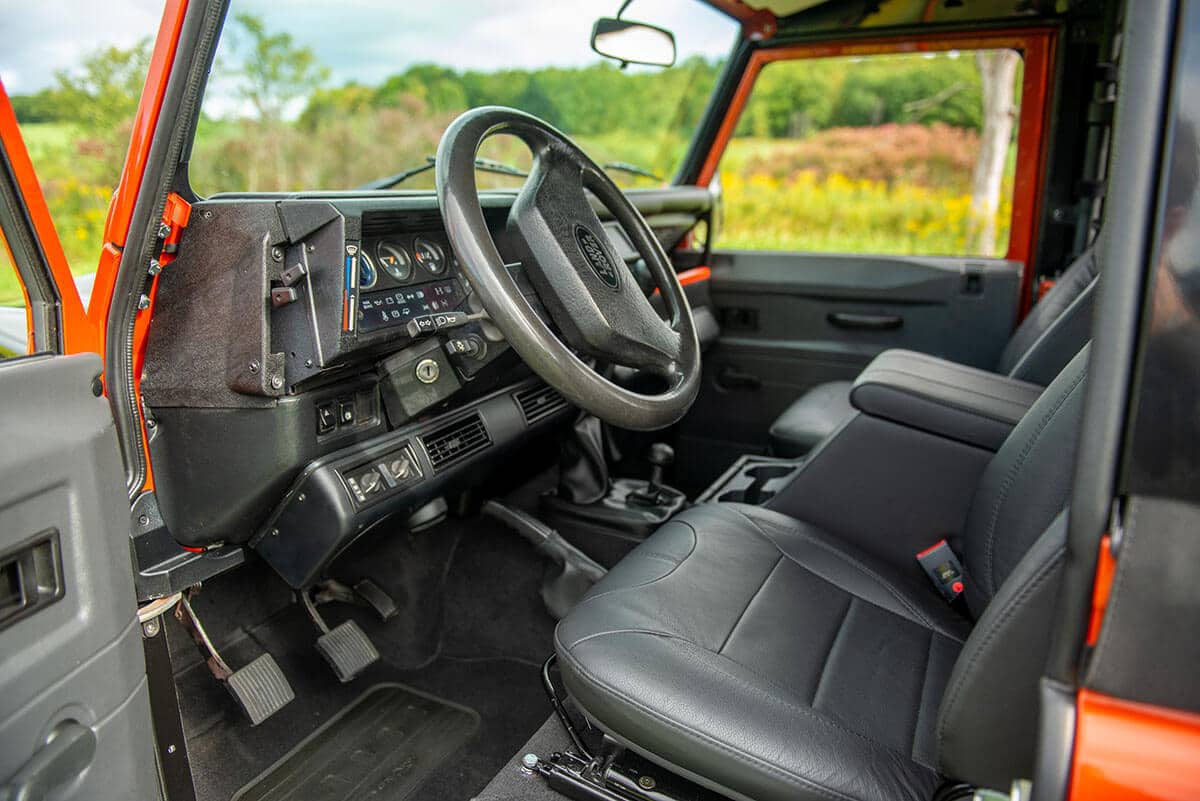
[225,653,295,726]
[354,578,399,621]
[316,620,380,683]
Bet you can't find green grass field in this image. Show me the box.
[1,123,110,307]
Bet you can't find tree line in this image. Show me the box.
[12,14,992,149]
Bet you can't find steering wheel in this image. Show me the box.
[435,107,701,431]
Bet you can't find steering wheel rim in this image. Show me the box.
[435,106,701,431]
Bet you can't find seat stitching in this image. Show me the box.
[718,554,783,655]
[857,367,1040,423]
[935,545,1065,760]
[980,368,1084,598]
[563,627,920,759]
[572,521,699,606]
[909,630,937,769]
[810,596,854,708]
[559,630,931,801]
[727,506,963,641]
[1005,277,1096,381]
[734,506,942,633]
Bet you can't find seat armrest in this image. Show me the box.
[850,350,1043,451]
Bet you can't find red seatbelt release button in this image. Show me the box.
[916,539,965,603]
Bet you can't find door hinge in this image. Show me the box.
[152,192,192,273]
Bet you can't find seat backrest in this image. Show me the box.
[998,247,1099,385]
[936,345,1090,790]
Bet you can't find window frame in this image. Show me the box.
[697,28,1057,316]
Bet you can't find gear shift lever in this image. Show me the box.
[645,443,674,496]
[629,443,674,507]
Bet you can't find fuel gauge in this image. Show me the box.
[377,242,413,282]
[413,237,446,275]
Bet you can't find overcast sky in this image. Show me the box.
[0,0,738,97]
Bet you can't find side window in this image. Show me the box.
[716,49,1023,258]
[0,232,31,357]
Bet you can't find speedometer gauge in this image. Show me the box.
[413,237,446,275]
[377,242,413,282]
[359,251,378,289]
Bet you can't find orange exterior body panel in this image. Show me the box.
[1071,690,1200,801]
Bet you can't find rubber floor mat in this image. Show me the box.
[232,683,480,801]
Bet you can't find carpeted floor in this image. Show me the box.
[173,512,558,801]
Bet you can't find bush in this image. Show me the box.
[742,123,981,191]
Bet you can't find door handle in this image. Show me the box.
[716,365,762,390]
[0,721,96,801]
[827,312,903,331]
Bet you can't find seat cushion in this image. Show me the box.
[768,381,855,457]
[555,503,970,801]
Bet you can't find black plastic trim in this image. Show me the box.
[1049,0,1179,683]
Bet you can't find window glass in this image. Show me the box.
[0,235,30,357]
[190,1,738,194]
[717,50,1023,258]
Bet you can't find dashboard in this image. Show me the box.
[137,187,713,588]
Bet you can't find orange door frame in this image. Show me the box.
[696,28,1057,318]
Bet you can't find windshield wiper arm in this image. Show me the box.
[358,157,437,190]
[359,155,528,191]
[473,156,528,178]
[603,161,663,182]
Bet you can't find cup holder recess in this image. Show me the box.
[746,466,794,481]
[699,455,804,505]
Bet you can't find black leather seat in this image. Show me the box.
[769,247,1098,456]
[556,347,1089,801]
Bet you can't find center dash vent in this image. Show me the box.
[361,209,443,236]
[420,412,491,471]
[514,385,568,425]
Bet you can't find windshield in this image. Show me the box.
[191,1,738,194]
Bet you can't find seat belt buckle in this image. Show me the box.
[916,540,965,603]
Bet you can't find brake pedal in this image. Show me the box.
[301,590,379,682]
[175,593,294,726]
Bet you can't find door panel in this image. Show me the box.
[1,79,158,801]
[0,353,159,801]
[678,249,1020,476]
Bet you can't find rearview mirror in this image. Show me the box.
[591,18,676,68]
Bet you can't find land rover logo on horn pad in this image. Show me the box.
[575,226,620,290]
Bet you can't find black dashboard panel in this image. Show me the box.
[140,187,712,555]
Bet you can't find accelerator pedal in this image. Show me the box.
[311,577,399,622]
[302,590,379,683]
[354,579,398,621]
[175,593,294,726]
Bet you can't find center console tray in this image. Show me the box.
[695,455,803,506]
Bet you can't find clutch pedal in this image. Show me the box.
[302,590,379,682]
[175,593,294,726]
[224,653,295,726]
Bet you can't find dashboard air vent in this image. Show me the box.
[515,385,568,425]
[420,412,491,471]
[361,210,444,236]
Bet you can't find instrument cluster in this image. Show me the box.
[358,235,450,291]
